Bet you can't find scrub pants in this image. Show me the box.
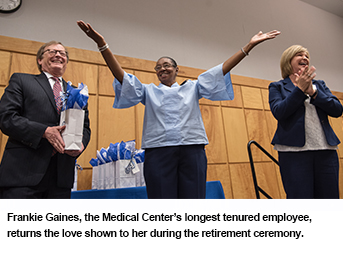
[143,144,207,199]
[278,150,339,199]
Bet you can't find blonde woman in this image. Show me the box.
[269,45,342,199]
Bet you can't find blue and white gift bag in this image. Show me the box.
[134,149,145,187]
[59,82,89,150]
[90,140,145,189]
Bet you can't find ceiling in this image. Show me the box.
[300,0,343,18]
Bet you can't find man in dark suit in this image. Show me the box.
[0,41,91,198]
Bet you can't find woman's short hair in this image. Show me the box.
[157,56,177,67]
[36,41,69,72]
[280,45,309,79]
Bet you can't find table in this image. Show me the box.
[71,181,225,199]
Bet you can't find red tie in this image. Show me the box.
[52,77,63,114]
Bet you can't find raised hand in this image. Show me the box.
[250,30,281,46]
[77,20,106,47]
[222,29,280,75]
[77,20,124,82]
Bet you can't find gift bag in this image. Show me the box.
[103,162,116,189]
[59,82,89,150]
[90,140,145,189]
[137,162,145,187]
[60,109,85,150]
[115,158,140,188]
[91,165,99,189]
[134,149,145,187]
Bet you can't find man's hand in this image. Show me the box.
[65,144,85,157]
[43,125,66,154]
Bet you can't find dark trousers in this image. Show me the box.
[0,156,71,199]
[143,144,207,199]
[278,150,339,199]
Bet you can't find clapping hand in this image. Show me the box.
[294,65,316,94]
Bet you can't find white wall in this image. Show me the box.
[1,0,342,92]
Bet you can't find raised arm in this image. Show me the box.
[222,30,281,75]
[77,20,124,83]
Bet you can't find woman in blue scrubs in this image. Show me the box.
[77,20,280,198]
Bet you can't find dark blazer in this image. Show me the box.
[269,77,342,147]
[0,72,91,188]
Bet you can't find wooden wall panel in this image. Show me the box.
[76,167,92,191]
[10,53,38,75]
[254,162,281,199]
[200,98,220,106]
[99,65,115,96]
[229,163,256,199]
[261,88,270,110]
[245,109,273,162]
[222,107,249,163]
[241,86,264,109]
[221,84,243,108]
[330,116,343,158]
[200,105,227,164]
[2,35,343,198]
[98,67,134,96]
[0,51,11,85]
[98,96,136,149]
[207,164,232,199]
[64,61,98,95]
[231,74,270,89]
[135,70,159,85]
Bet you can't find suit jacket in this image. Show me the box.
[0,72,91,188]
[269,77,342,147]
